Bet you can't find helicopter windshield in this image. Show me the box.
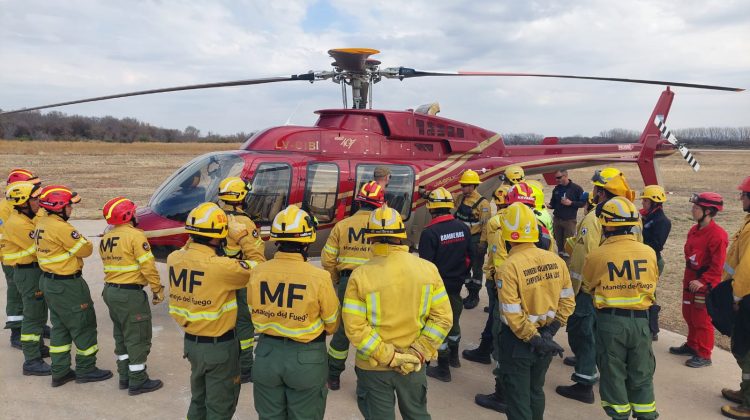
[150,152,245,222]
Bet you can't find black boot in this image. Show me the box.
[129,378,163,396]
[119,379,129,390]
[10,328,21,349]
[449,348,461,368]
[51,370,77,387]
[40,342,50,358]
[555,383,595,404]
[75,368,113,384]
[563,356,577,367]
[462,340,492,364]
[426,356,451,382]
[241,369,252,384]
[463,290,480,310]
[42,325,51,339]
[23,359,51,376]
[327,376,340,391]
[475,391,507,413]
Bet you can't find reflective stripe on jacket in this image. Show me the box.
[34,214,93,275]
[100,224,161,291]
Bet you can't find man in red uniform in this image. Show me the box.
[669,192,728,367]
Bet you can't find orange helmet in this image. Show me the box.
[103,197,137,225]
[6,169,40,186]
[507,182,536,208]
[355,181,385,208]
[38,185,80,212]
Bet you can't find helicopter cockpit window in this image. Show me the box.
[150,152,244,222]
[245,163,291,225]
[354,164,414,220]
[303,163,339,224]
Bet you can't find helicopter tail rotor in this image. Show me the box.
[654,116,700,171]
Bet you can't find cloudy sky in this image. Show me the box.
[1,0,748,137]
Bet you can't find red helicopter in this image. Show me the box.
[2,48,743,258]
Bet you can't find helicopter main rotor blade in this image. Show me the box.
[393,68,745,92]
[0,73,316,115]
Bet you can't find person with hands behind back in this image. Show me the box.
[343,205,453,420]
[100,196,165,395]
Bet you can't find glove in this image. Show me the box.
[529,335,564,358]
[397,347,424,375]
[227,222,248,243]
[366,351,421,375]
[538,320,562,340]
[152,285,165,305]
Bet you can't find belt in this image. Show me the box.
[42,271,81,280]
[261,332,326,344]
[185,329,236,344]
[597,308,648,319]
[339,270,353,277]
[15,262,39,269]
[105,283,144,290]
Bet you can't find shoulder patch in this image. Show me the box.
[495,280,502,289]
[481,208,489,212]
[581,227,588,236]
[71,231,80,239]
[142,242,150,251]
[238,261,250,270]
[252,230,259,238]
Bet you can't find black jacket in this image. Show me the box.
[642,206,671,260]
[418,215,473,294]
[550,181,585,220]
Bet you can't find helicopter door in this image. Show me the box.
[353,164,415,220]
[244,162,292,225]
[302,163,340,224]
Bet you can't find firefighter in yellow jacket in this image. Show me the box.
[248,204,339,420]
[581,196,659,420]
[35,185,112,387]
[343,205,453,419]
[3,181,50,375]
[454,169,492,309]
[218,176,266,383]
[322,180,384,391]
[495,202,575,419]
[100,196,164,395]
[168,202,252,419]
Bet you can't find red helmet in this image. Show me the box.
[7,169,40,186]
[689,192,723,211]
[507,182,536,208]
[38,185,80,212]
[355,181,385,208]
[738,176,750,193]
[103,196,137,225]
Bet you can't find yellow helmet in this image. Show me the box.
[597,196,640,227]
[218,177,250,203]
[270,205,316,243]
[366,205,407,239]
[504,165,525,184]
[591,167,635,200]
[640,185,666,203]
[185,202,229,238]
[427,187,454,209]
[459,169,481,185]
[501,202,539,243]
[525,179,546,210]
[493,185,510,206]
[5,182,41,207]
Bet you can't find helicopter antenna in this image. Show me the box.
[284,101,302,126]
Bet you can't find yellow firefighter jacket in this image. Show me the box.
[247,252,339,343]
[727,214,750,301]
[1,209,38,266]
[223,208,265,264]
[167,242,251,336]
[454,190,491,237]
[34,213,93,275]
[582,234,658,310]
[483,210,508,282]
[100,224,161,292]
[497,243,575,342]
[342,243,453,370]
[321,210,372,283]
[568,210,602,293]
[0,198,13,263]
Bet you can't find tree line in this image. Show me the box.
[1,110,747,147]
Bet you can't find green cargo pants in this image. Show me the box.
[253,335,328,420]
[732,329,750,407]
[102,284,152,387]
[328,273,351,379]
[437,292,462,358]
[491,282,503,391]
[3,264,23,329]
[595,310,658,420]
[15,265,47,360]
[498,323,553,420]
[184,334,240,420]
[355,366,430,420]
[465,234,484,294]
[236,288,254,376]
[41,274,99,379]
[567,292,598,385]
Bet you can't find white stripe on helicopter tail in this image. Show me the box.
[654,116,700,172]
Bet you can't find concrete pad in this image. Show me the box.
[0,219,738,419]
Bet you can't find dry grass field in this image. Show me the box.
[1,141,747,346]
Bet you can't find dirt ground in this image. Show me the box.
[2,142,748,348]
